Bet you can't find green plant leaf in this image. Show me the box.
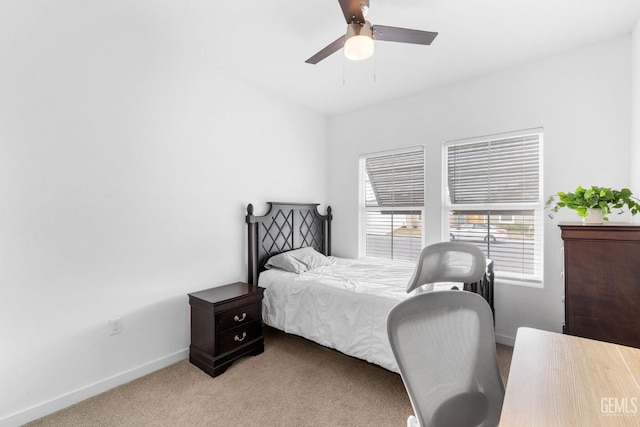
[545,185,640,220]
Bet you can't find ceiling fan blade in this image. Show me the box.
[305,35,345,64]
[373,25,438,45]
[338,0,365,24]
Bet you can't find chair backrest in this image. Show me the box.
[406,242,486,293]
[387,291,504,427]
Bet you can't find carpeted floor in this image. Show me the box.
[27,326,513,427]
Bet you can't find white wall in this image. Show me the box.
[631,18,640,199]
[328,36,631,345]
[0,3,328,425]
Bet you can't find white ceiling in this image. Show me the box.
[212,0,640,116]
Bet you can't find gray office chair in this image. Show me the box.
[406,241,487,293]
[388,243,504,427]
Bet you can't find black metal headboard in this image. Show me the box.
[246,202,332,285]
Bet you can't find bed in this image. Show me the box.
[246,202,494,373]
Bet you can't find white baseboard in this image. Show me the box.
[0,348,189,427]
[495,333,515,347]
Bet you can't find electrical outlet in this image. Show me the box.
[108,318,122,335]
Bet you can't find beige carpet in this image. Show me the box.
[28,326,513,427]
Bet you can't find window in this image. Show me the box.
[444,130,543,285]
[359,147,425,262]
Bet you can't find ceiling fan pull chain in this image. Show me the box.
[342,53,346,86]
[373,50,377,83]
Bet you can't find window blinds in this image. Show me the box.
[361,148,425,262]
[447,134,540,204]
[446,132,543,284]
[365,149,425,207]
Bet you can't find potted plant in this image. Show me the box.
[545,185,640,223]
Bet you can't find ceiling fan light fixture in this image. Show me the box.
[344,21,374,61]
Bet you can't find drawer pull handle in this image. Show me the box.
[234,332,247,342]
[234,313,247,322]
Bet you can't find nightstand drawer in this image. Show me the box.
[217,321,262,355]
[216,302,261,332]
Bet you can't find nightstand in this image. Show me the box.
[188,282,265,377]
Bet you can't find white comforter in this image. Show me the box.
[259,256,458,373]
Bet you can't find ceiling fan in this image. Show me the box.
[305,0,438,64]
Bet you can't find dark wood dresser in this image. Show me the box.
[188,282,264,377]
[560,223,640,348]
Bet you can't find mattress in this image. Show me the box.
[258,256,459,373]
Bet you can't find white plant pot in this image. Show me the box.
[583,208,604,224]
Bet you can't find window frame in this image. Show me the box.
[442,129,544,287]
[358,146,426,262]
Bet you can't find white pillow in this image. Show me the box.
[264,247,331,273]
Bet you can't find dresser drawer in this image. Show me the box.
[217,321,262,355]
[216,302,261,332]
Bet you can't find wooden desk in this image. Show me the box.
[500,327,640,426]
